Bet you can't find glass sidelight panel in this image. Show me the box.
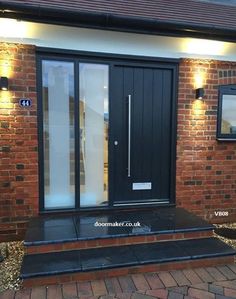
[42,60,75,209]
[79,63,109,207]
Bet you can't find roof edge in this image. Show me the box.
[1,1,236,42]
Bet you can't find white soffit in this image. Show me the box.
[0,18,236,61]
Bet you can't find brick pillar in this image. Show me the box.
[176,58,236,223]
[0,43,38,241]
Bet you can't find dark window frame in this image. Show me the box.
[217,84,236,140]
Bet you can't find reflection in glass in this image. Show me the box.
[42,60,75,209]
[79,63,109,207]
[221,94,236,134]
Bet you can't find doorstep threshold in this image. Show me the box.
[24,207,214,246]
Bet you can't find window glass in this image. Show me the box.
[79,63,109,207]
[42,60,75,209]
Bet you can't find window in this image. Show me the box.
[41,58,109,210]
[217,85,236,140]
[42,60,75,209]
[79,63,109,207]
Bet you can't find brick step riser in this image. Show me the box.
[25,230,213,254]
[22,254,234,288]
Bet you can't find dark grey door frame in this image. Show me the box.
[36,47,179,212]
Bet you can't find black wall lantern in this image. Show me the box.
[196,87,204,100]
[0,76,9,91]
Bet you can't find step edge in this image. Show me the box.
[20,251,235,280]
[23,237,236,255]
[24,226,214,246]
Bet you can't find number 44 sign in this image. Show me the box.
[19,98,32,107]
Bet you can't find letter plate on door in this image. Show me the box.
[132,182,152,190]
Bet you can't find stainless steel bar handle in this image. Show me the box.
[128,95,131,177]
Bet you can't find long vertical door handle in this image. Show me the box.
[128,95,131,177]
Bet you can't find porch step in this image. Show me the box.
[21,237,236,287]
[25,230,213,254]
[24,207,214,254]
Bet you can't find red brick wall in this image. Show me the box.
[0,43,38,241]
[177,58,236,223]
[1,43,236,241]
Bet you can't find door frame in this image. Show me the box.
[36,47,179,212]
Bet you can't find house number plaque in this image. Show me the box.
[19,98,32,107]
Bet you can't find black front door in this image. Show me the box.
[110,63,177,206]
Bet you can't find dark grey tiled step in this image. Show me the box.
[131,242,191,264]
[22,250,81,277]
[24,208,214,246]
[21,237,235,279]
[214,227,236,240]
[179,238,235,259]
[80,246,139,270]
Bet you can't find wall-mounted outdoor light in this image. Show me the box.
[0,76,9,91]
[196,87,204,100]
